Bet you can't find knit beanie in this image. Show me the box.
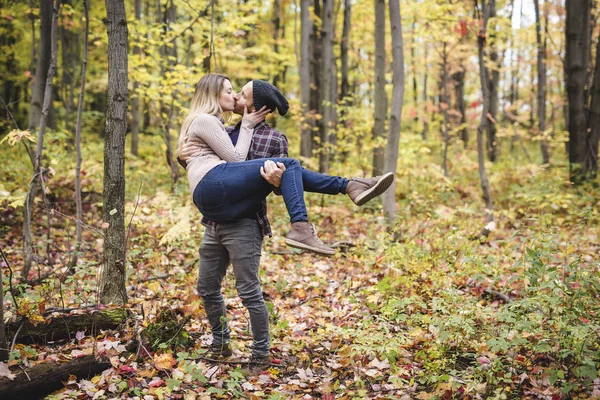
[252,80,289,116]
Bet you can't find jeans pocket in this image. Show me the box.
[197,180,226,212]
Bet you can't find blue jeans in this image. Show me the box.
[196,219,269,357]
[193,158,348,223]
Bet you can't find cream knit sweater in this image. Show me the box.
[179,114,254,193]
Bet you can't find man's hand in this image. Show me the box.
[260,160,286,187]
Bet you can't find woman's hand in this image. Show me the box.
[241,105,271,129]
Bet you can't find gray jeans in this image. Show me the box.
[196,218,270,357]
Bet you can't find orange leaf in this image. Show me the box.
[153,353,177,370]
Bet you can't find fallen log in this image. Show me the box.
[7,308,129,345]
[0,355,110,399]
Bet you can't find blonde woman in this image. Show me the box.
[178,74,394,256]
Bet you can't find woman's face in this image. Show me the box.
[219,80,236,112]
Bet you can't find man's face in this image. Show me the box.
[233,81,253,115]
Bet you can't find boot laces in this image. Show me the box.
[310,223,325,245]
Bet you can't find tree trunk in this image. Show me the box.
[373,0,387,176]
[0,356,110,399]
[453,68,468,147]
[6,309,129,345]
[440,44,450,177]
[340,0,351,103]
[22,0,61,280]
[318,0,334,173]
[101,0,129,305]
[422,46,429,140]
[383,0,404,228]
[60,0,79,132]
[0,248,6,362]
[273,0,282,88]
[309,0,322,153]
[485,0,499,162]
[565,0,596,182]
[476,0,494,234]
[28,0,53,131]
[70,0,90,270]
[411,17,418,123]
[534,0,550,164]
[586,28,600,178]
[300,0,313,157]
[131,0,142,156]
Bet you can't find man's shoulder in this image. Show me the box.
[254,122,287,141]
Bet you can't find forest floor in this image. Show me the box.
[1,133,599,399]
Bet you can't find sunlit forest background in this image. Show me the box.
[0,0,599,398]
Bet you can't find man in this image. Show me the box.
[184,80,391,364]
[193,80,289,364]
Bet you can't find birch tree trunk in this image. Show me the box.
[383,0,404,227]
[101,0,128,305]
[70,0,89,270]
[300,0,313,157]
[476,0,494,235]
[373,0,387,176]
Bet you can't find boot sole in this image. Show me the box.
[353,172,394,206]
[284,239,336,256]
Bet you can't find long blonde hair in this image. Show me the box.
[178,74,231,155]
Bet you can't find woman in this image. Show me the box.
[178,74,393,255]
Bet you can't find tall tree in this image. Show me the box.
[309,0,322,153]
[383,0,404,227]
[485,0,499,162]
[131,0,142,156]
[28,0,55,131]
[565,0,599,182]
[373,0,387,176]
[299,0,312,157]
[340,0,351,105]
[533,0,550,164]
[452,67,468,147]
[22,0,61,280]
[318,0,334,173]
[476,0,494,235]
[101,0,129,305]
[71,0,90,270]
[60,0,79,131]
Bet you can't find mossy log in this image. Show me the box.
[0,355,110,399]
[7,308,129,344]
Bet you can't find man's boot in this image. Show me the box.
[285,222,336,256]
[346,172,394,206]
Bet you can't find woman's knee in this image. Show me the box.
[281,158,300,169]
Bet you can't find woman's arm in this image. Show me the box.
[190,115,252,162]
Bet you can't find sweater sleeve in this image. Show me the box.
[189,115,252,162]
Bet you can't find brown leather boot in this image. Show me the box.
[346,172,394,206]
[285,222,336,256]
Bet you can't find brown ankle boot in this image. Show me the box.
[346,172,394,206]
[285,222,336,256]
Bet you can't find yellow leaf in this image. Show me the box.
[154,353,177,370]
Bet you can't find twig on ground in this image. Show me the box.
[484,288,512,303]
[0,246,19,309]
[10,321,25,353]
[189,356,285,367]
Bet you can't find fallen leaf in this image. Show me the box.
[0,362,16,380]
[154,353,177,370]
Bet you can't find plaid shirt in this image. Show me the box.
[200,120,289,237]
